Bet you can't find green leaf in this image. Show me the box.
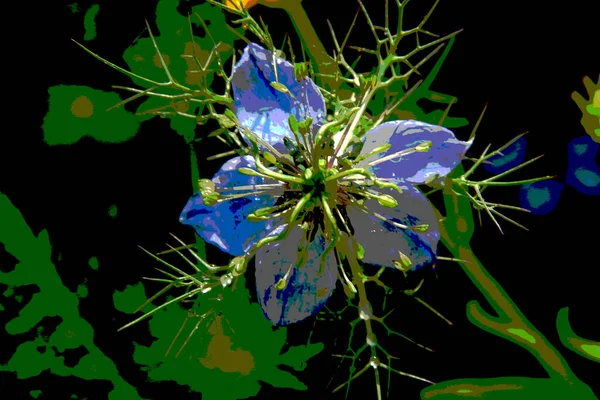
[0,193,145,398]
[42,85,140,145]
[421,377,597,400]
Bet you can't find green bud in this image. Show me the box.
[203,194,219,206]
[263,152,277,165]
[377,194,398,208]
[198,179,220,205]
[198,178,215,194]
[393,251,412,272]
[318,158,327,172]
[370,144,392,156]
[238,167,262,177]
[256,206,274,217]
[275,278,287,290]
[342,280,357,299]
[412,224,429,233]
[229,256,247,276]
[298,117,313,134]
[288,114,299,134]
[246,213,262,221]
[415,140,432,153]
[304,167,313,181]
[270,82,295,99]
[356,243,365,260]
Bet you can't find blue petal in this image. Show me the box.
[232,43,326,151]
[519,180,564,215]
[484,136,527,174]
[566,136,600,195]
[358,120,472,184]
[345,183,440,270]
[255,224,338,326]
[179,156,284,256]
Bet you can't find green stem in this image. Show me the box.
[437,166,579,383]
[278,1,340,91]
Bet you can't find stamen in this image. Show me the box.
[247,199,296,221]
[241,126,301,173]
[344,196,410,230]
[248,156,305,185]
[254,191,313,250]
[218,183,286,192]
[367,141,431,167]
[330,87,375,166]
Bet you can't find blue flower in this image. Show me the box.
[180,43,472,326]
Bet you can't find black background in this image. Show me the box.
[1,0,599,399]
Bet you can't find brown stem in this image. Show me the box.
[267,0,340,91]
[433,170,577,382]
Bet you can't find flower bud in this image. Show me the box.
[342,280,357,299]
[393,251,412,272]
[237,167,262,177]
[318,158,327,172]
[275,278,287,290]
[415,140,432,153]
[304,167,313,181]
[246,213,262,221]
[376,194,398,208]
[353,242,365,260]
[263,152,277,165]
[298,117,313,134]
[412,224,429,233]
[270,81,294,98]
[198,178,219,206]
[370,143,392,155]
[229,256,247,276]
[288,114,299,133]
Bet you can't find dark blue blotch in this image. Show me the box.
[566,136,600,195]
[484,136,527,174]
[520,180,564,215]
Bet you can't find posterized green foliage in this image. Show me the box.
[0,193,144,399]
[42,85,140,145]
[114,280,323,399]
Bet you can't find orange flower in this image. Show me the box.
[224,0,259,9]
[224,0,282,10]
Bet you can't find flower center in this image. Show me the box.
[299,159,339,200]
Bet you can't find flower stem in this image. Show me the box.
[279,0,340,91]
[437,166,580,383]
